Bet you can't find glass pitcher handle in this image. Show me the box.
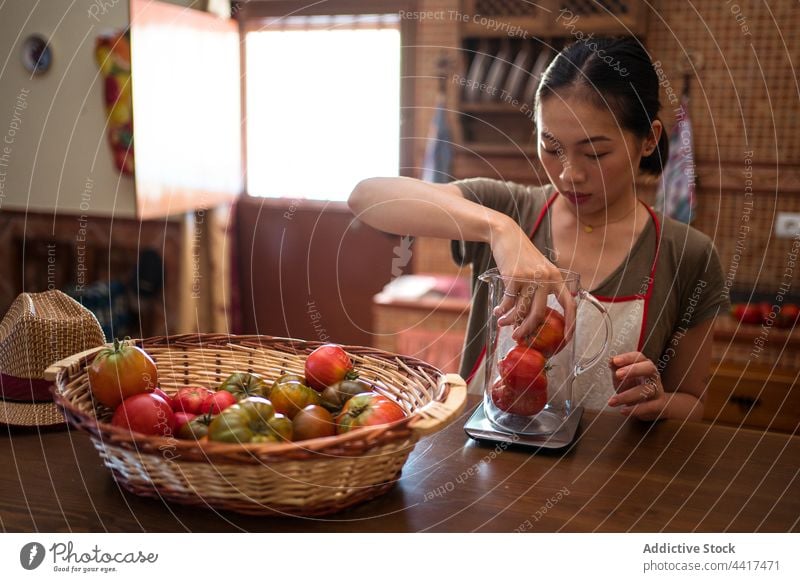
[575,289,613,376]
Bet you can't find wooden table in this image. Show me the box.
[1,397,798,532]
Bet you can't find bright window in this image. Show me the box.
[245,15,401,200]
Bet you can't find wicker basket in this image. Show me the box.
[44,334,467,516]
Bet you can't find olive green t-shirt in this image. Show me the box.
[450,177,730,381]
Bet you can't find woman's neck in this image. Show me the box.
[556,192,640,231]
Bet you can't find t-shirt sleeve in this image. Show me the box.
[448,178,543,267]
[678,234,731,329]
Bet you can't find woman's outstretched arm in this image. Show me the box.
[349,176,576,341]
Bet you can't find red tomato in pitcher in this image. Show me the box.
[305,344,356,392]
[498,345,548,393]
[490,379,547,416]
[518,307,566,357]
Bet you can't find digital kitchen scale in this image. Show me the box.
[464,403,583,450]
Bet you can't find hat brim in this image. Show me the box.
[0,399,67,428]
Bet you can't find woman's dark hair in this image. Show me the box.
[535,36,669,176]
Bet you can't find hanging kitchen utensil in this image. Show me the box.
[464,39,491,102]
[482,38,512,102]
[523,44,554,110]
[503,42,533,104]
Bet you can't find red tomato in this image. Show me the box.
[171,411,197,433]
[200,390,237,414]
[111,393,174,436]
[335,392,406,434]
[88,339,158,408]
[153,387,172,407]
[732,303,763,325]
[305,344,356,392]
[498,345,548,393]
[776,303,800,329]
[172,386,215,415]
[759,302,773,324]
[519,307,566,357]
[490,379,547,416]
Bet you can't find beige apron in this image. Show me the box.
[466,192,661,413]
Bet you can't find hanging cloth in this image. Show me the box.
[420,93,453,183]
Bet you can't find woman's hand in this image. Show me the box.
[607,352,667,421]
[490,216,576,345]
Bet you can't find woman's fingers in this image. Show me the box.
[612,361,656,391]
[494,284,518,320]
[610,351,649,368]
[607,352,663,409]
[512,283,548,341]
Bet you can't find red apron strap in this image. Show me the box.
[530,190,559,239]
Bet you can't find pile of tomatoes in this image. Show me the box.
[88,341,406,443]
[731,302,800,328]
[491,306,566,417]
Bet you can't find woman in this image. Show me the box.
[349,37,728,422]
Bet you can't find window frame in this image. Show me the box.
[237,0,418,203]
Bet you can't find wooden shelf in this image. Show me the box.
[460,102,532,114]
[715,315,800,347]
[455,2,647,174]
[461,142,537,157]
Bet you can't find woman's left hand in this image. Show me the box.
[607,351,666,421]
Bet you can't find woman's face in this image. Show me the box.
[536,92,656,214]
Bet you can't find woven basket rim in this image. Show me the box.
[50,334,450,463]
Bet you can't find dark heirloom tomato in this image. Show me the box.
[269,381,320,419]
[293,405,336,440]
[498,345,548,393]
[208,396,286,443]
[266,414,293,442]
[171,411,197,433]
[519,307,566,357]
[176,412,214,440]
[111,392,174,436]
[88,339,158,408]
[219,372,269,401]
[304,344,356,392]
[490,379,547,416]
[270,373,306,395]
[335,392,406,434]
[319,379,372,412]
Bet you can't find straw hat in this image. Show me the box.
[0,290,106,427]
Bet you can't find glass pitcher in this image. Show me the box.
[478,268,612,436]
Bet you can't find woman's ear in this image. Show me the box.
[642,119,663,156]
